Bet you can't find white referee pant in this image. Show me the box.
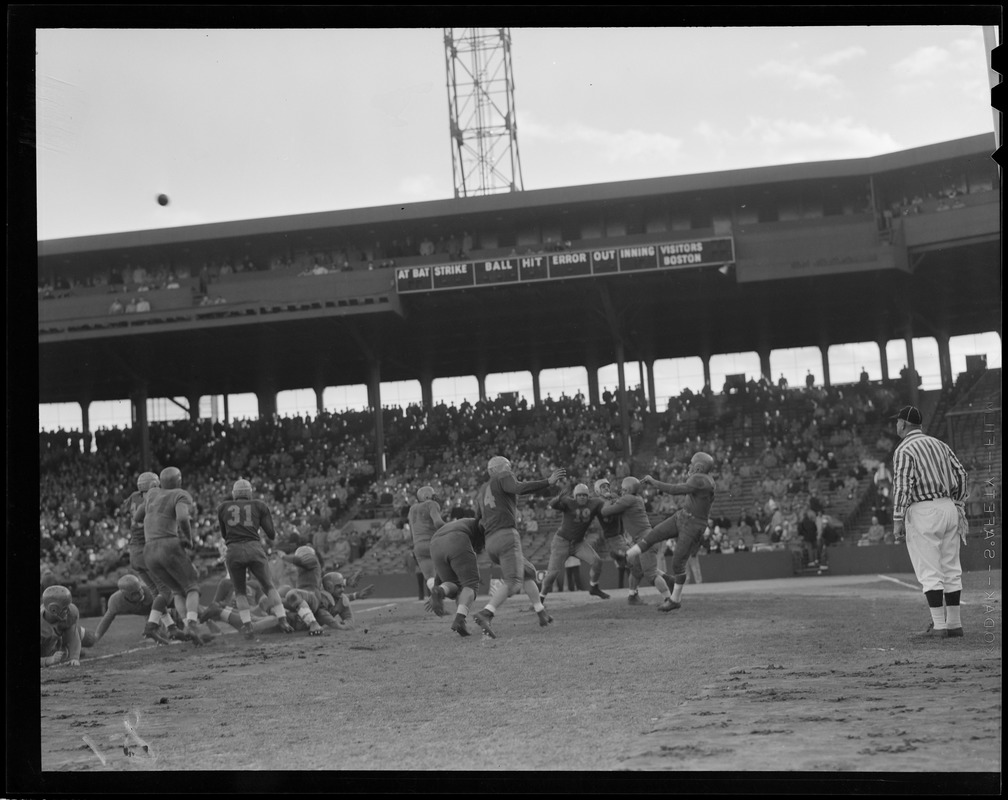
[905,497,962,593]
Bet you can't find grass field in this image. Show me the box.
[35,569,1001,787]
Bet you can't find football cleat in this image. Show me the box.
[198,603,221,624]
[537,609,553,627]
[450,616,471,637]
[240,622,255,640]
[308,621,325,636]
[588,584,610,600]
[657,598,681,612]
[428,585,447,617]
[166,625,188,642]
[473,610,496,639]
[143,621,171,645]
[627,593,644,606]
[276,616,294,633]
[946,627,964,638]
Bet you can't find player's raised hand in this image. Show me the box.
[641,475,655,485]
[356,584,375,600]
[547,468,567,485]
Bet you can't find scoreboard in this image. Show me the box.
[395,237,735,294]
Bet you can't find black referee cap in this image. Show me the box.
[891,405,923,424]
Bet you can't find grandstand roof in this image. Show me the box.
[38,133,996,258]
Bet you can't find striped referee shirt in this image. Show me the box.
[891,429,969,522]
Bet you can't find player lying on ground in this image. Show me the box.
[539,482,610,604]
[200,575,294,636]
[91,574,186,646]
[41,585,96,667]
[427,516,487,637]
[626,452,717,612]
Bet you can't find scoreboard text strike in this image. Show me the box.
[395,237,735,294]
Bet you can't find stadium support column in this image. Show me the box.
[645,358,657,415]
[585,353,600,407]
[256,387,277,420]
[615,340,632,459]
[936,330,953,390]
[532,369,542,406]
[758,346,772,383]
[877,339,890,385]
[187,393,200,422]
[904,333,919,405]
[819,344,832,388]
[314,384,325,416]
[367,361,385,476]
[79,399,91,453]
[130,386,151,472]
[477,372,487,403]
[701,351,712,391]
[421,369,434,410]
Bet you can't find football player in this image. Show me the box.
[134,466,213,645]
[427,516,486,637]
[92,574,176,645]
[200,575,292,636]
[41,585,94,667]
[124,472,179,643]
[215,478,292,639]
[627,452,717,611]
[594,478,632,577]
[319,571,374,630]
[601,476,675,608]
[407,486,445,597]
[472,456,565,638]
[539,482,610,603]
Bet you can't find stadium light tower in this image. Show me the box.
[444,28,525,198]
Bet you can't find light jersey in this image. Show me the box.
[142,487,194,542]
[125,489,148,547]
[431,517,482,547]
[216,497,276,545]
[408,500,443,548]
[290,551,322,594]
[550,496,604,543]
[600,494,651,539]
[40,603,80,652]
[477,472,552,536]
[322,591,353,622]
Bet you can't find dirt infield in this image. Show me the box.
[37,570,1000,779]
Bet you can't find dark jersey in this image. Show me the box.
[550,495,604,543]
[477,473,551,536]
[601,494,651,539]
[598,503,623,539]
[678,473,717,520]
[216,497,276,545]
[432,517,484,549]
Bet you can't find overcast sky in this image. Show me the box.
[32,21,1001,429]
[35,25,997,241]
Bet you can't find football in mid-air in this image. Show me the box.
[157,194,169,206]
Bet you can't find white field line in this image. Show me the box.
[82,639,184,662]
[356,603,397,613]
[876,573,972,605]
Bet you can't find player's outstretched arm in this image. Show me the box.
[41,652,65,667]
[642,475,687,494]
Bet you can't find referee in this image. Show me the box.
[891,405,970,639]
